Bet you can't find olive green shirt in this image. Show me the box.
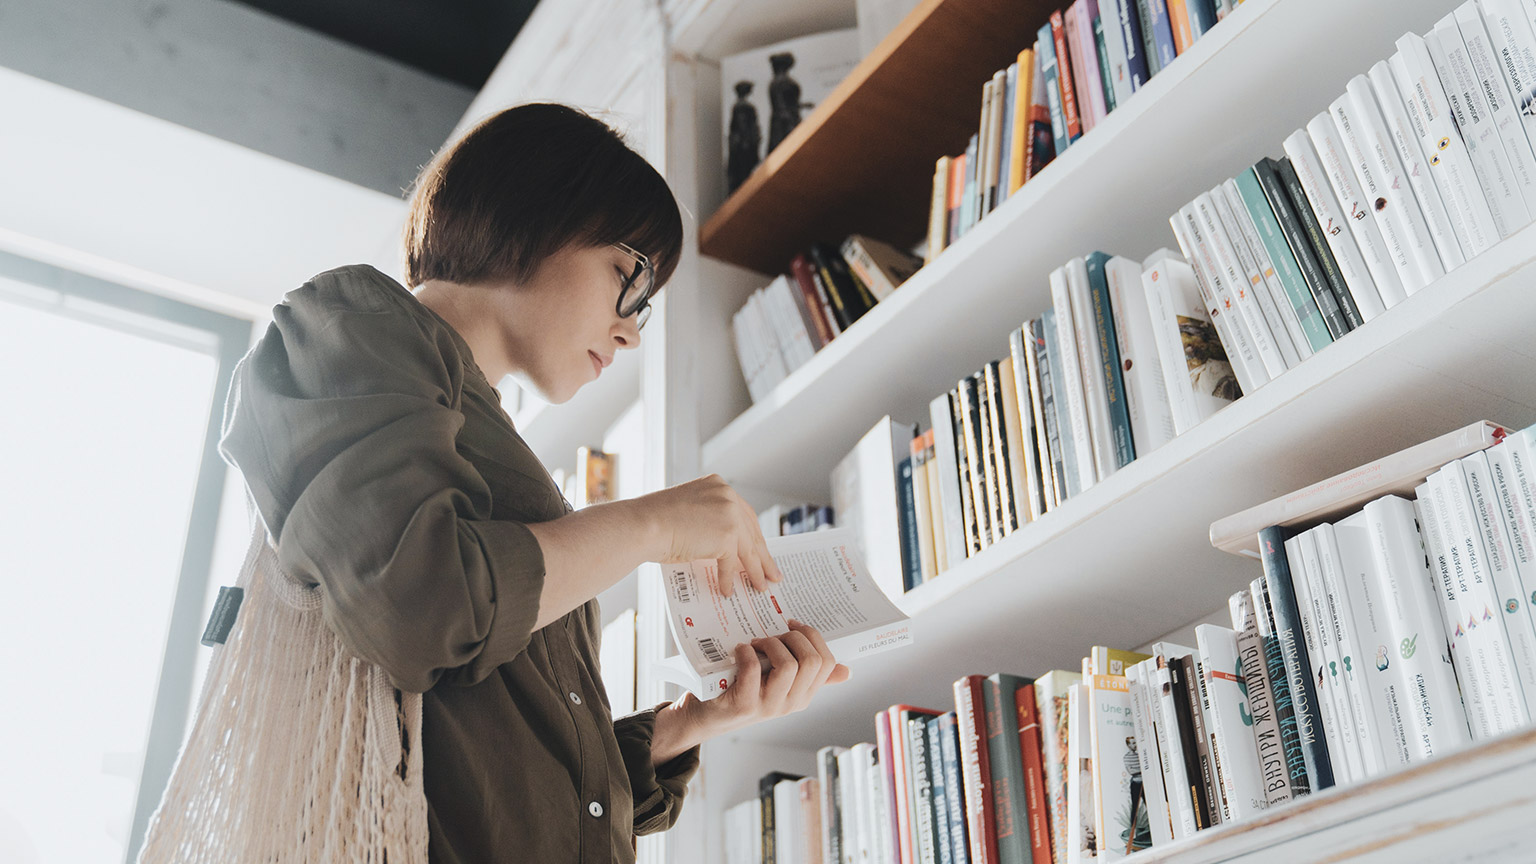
[218,264,700,863]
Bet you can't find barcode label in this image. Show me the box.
[670,568,692,604]
[698,637,728,664]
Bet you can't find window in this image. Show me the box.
[0,251,251,864]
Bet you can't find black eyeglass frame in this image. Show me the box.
[612,242,657,329]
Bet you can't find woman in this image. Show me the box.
[218,103,848,863]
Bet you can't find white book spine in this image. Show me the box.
[1488,439,1536,627]
[769,275,817,368]
[1391,38,1502,253]
[1125,661,1175,846]
[1417,482,1498,740]
[1230,589,1294,806]
[1141,255,1201,434]
[1344,74,1448,290]
[1065,683,1093,864]
[1105,255,1177,453]
[1208,184,1310,362]
[1065,257,1115,482]
[1300,527,1369,782]
[1455,2,1536,211]
[1218,179,1314,359]
[1050,267,1099,496]
[1332,512,1416,769]
[1099,0,1134,108]
[1424,21,1534,236]
[749,291,789,392]
[835,749,859,864]
[1479,0,1536,158]
[929,393,968,568]
[1461,451,1536,717]
[1433,465,1532,734]
[1363,496,1475,759]
[1194,624,1268,820]
[1171,205,1268,395]
[1152,643,1199,839]
[1286,122,1394,317]
[1313,522,1391,778]
[1194,192,1294,376]
[1287,533,1357,785]
[1365,60,1468,271]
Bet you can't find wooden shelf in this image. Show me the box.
[697,0,1044,274]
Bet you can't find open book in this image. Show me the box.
[654,528,912,700]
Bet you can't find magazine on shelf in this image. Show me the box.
[655,528,911,700]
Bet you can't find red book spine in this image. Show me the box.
[1049,11,1082,141]
[1015,684,1054,864]
[955,676,998,864]
[790,253,839,342]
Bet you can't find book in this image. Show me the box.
[1210,420,1511,556]
[1037,27,1071,155]
[1165,0,1193,56]
[1087,673,1150,858]
[1184,0,1218,40]
[1051,11,1083,144]
[1454,3,1536,212]
[1221,174,1332,357]
[836,747,862,864]
[1148,643,1200,835]
[937,713,972,864]
[1247,160,1352,341]
[1000,353,1043,524]
[1194,624,1268,819]
[930,156,953,263]
[1103,254,1176,456]
[1064,682,1096,861]
[1084,252,1137,470]
[842,235,923,303]
[1047,272,1097,496]
[1026,318,1068,509]
[1065,257,1118,481]
[956,676,1000,864]
[998,63,1018,209]
[976,370,1005,544]
[949,152,968,247]
[1139,0,1177,73]
[907,712,941,864]
[1457,453,1536,718]
[1289,530,1362,784]
[1252,577,1311,798]
[1097,0,1134,111]
[831,416,923,600]
[1064,2,1106,131]
[1014,684,1054,864]
[762,770,805,864]
[923,431,949,575]
[1312,523,1389,778]
[1390,36,1503,252]
[958,377,992,552]
[931,392,969,568]
[1140,250,1239,436]
[1259,525,1336,791]
[951,386,983,557]
[1229,589,1293,806]
[1092,9,1117,115]
[1365,60,1466,272]
[1209,180,1315,364]
[1022,46,1057,182]
[1123,661,1174,845]
[1488,438,1536,661]
[1171,201,1269,394]
[926,715,956,864]
[985,674,1036,864]
[1011,51,1032,194]
[1272,156,1366,332]
[1034,670,1081,864]
[1230,167,1339,351]
[1113,0,1149,91]
[1286,122,1393,321]
[800,777,825,864]
[1172,653,1218,826]
[1195,190,1296,377]
[983,361,1020,537]
[911,432,938,584]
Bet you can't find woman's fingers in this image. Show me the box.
[737,541,770,594]
[787,619,842,688]
[724,641,761,709]
[755,635,798,710]
[715,553,745,597]
[741,499,783,583]
[777,628,824,710]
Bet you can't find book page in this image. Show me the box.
[656,527,911,700]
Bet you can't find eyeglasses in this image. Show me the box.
[612,242,657,329]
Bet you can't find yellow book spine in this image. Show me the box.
[1010,48,1033,195]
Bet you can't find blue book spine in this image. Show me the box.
[1036,24,1069,154]
[1092,12,1116,113]
[926,717,954,864]
[1084,251,1136,468]
[1146,0,1177,69]
[937,712,971,864]
[1186,0,1218,39]
[1263,629,1311,797]
[897,453,922,591]
[1259,525,1336,790]
[1135,0,1163,76]
[1116,0,1149,89]
[1041,309,1081,499]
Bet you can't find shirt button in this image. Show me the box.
[569,691,582,705]
[588,801,604,818]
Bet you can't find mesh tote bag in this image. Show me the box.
[137,498,429,863]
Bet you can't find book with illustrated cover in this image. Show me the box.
[1171,201,1267,395]
[1086,673,1150,859]
[1034,670,1081,864]
[1140,250,1239,436]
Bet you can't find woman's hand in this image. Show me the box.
[651,620,852,765]
[638,473,782,596]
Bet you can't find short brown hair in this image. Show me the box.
[403,103,683,293]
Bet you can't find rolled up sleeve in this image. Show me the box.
[219,277,546,693]
[614,704,703,836]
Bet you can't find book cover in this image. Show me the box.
[1251,577,1311,798]
[1365,60,1466,272]
[831,417,921,601]
[1139,250,1238,436]
[956,677,1000,864]
[1166,654,1213,829]
[985,674,1036,864]
[1015,684,1054,864]
[1034,670,1081,864]
[1229,589,1293,806]
[930,391,969,567]
[1258,525,1335,790]
[1194,624,1269,818]
[1123,661,1174,845]
[999,354,1042,524]
[1084,252,1137,470]
[937,712,973,864]
[1390,36,1502,252]
[1249,160,1353,340]
[1051,11,1085,142]
[1064,682,1097,861]
[1285,122,1393,321]
[1036,27,1071,155]
[1087,673,1150,858]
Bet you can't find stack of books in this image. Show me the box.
[928,0,1248,260]
[832,249,1239,596]
[725,421,1536,864]
[1167,2,1536,396]
[733,235,924,402]
[759,503,836,538]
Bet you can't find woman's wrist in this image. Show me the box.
[651,695,716,766]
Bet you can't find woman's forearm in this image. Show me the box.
[524,498,660,631]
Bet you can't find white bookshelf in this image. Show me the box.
[513,346,643,476]
[655,0,1536,861]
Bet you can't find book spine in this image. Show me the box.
[938,713,973,864]
[949,153,967,247]
[1221,177,1329,357]
[1171,203,1268,394]
[956,677,999,864]
[984,360,1019,536]
[1136,0,1163,76]
[929,156,952,263]
[1418,478,1500,739]
[1259,525,1335,790]
[1337,76,1446,294]
[1286,122,1393,320]
[1165,0,1193,55]
[1331,513,1414,771]
[1047,273,1097,496]
[1313,523,1389,778]
[1001,349,1043,523]
[1065,258,1116,481]
[1036,27,1070,155]
[927,718,955,864]
[1455,4,1536,213]
[1195,625,1268,819]
[1198,189,1298,375]
[958,376,990,554]
[1152,653,1198,836]
[998,64,1017,208]
[1461,453,1536,718]
[912,435,937,582]
[1012,53,1031,194]
[1187,653,1229,824]
[1273,155,1365,331]
[1184,0,1217,38]
[819,747,845,864]
[1125,661,1174,845]
[1050,12,1083,143]
[1365,61,1466,272]
[1032,316,1071,507]
[1489,440,1536,636]
[808,246,856,331]
[1146,0,1177,69]
[1251,159,1353,340]
[1252,578,1311,797]
[1291,531,1361,784]
[1478,0,1536,168]
[1116,0,1148,90]
[931,393,968,567]
[1064,3,1104,131]
[976,372,1005,544]
[985,676,1033,864]
[1390,36,1501,253]
[1363,496,1475,759]
[1085,251,1137,469]
[1231,169,1335,352]
[1210,180,1313,363]
[842,236,898,303]
[1230,590,1293,807]
[1024,48,1057,180]
[1035,673,1079,863]
[909,716,939,864]
[1170,655,1215,828]
[1092,9,1118,114]
[1105,255,1177,454]
[1015,685,1054,864]
[1424,21,1533,236]
[1140,256,1200,434]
